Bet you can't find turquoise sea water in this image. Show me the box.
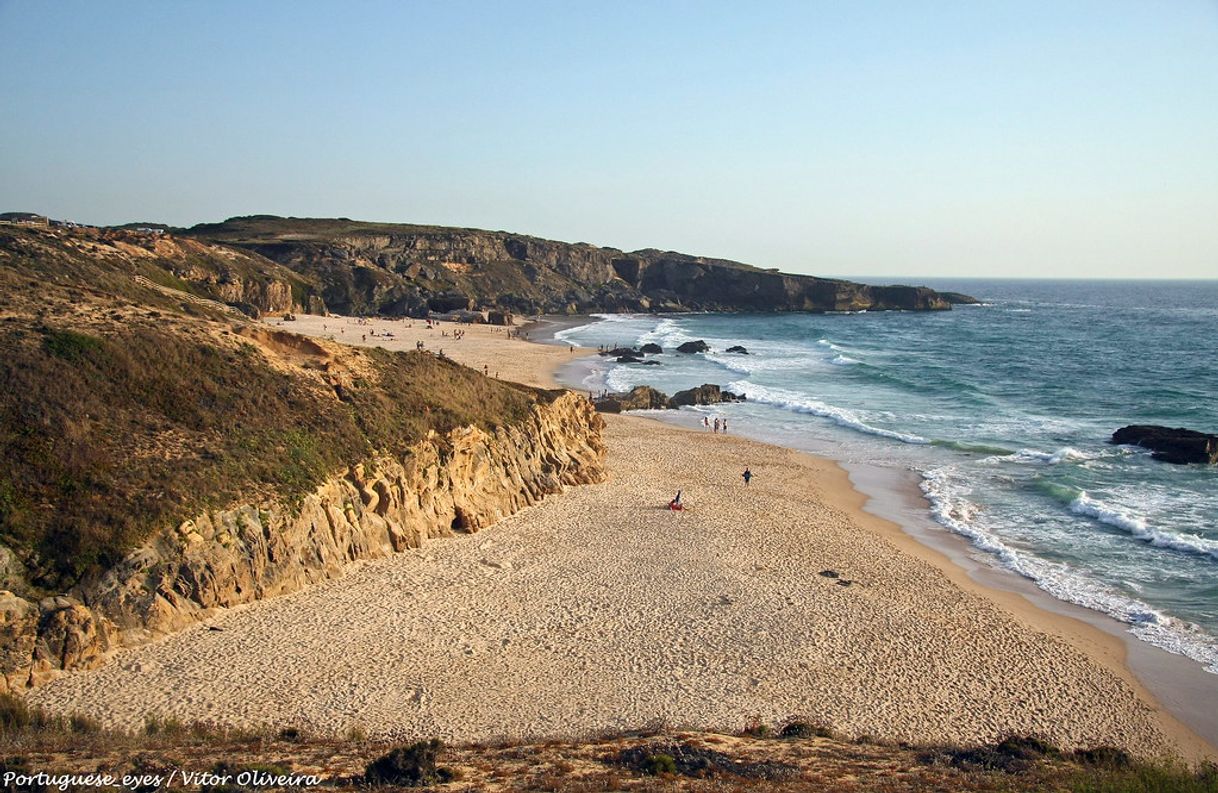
[551,280,1218,674]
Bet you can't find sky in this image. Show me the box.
[1,1,1216,280]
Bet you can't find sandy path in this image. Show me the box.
[31,418,1180,755]
[271,313,579,388]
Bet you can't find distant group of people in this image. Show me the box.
[701,415,728,433]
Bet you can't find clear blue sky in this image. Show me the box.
[2,1,1216,279]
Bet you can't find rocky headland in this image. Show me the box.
[182,215,975,316]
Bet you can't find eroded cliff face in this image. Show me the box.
[0,392,605,692]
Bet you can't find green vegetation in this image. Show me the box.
[0,693,99,736]
[41,328,104,362]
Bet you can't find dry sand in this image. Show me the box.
[268,313,580,388]
[28,314,1214,760]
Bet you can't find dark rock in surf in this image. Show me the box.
[1111,425,1218,465]
[639,343,663,354]
[676,340,709,354]
[670,384,735,407]
[594,385,670,413]
[725,345,749,354]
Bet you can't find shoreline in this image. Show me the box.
[529,313,1218,760]
[26,311,1210,761]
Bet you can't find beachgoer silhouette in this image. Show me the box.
[669,489,684,511]
[742,468,752,485]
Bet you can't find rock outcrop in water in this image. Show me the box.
[1111,425,1218,465]
[0,392,605,691]
[183,216,973,316]
[594,384,745,413]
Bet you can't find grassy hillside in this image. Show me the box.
[0,227,554,594]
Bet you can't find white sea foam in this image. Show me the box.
[604,365,639,393]
[638,317,696,348]
[728,380,929,445]
[830,354,860,366]
[1011,447,1093,465]
[920,467,1218,672]
[1070,492,1218,562]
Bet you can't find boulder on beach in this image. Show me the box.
[600,346,640,358]
[725,345,749,354]
[1111,425,1218,465]
[676,340,710,353]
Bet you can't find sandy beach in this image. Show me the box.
[28,314,1214,761]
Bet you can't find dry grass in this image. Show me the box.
[1,703,1214,793]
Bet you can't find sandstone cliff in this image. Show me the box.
[0,392,605,691]
[185,216,974,315]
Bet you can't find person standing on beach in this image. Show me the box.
[703,416,710,430]
[713,417,720,433]
[742,468,752,485]
[722,418,729,433]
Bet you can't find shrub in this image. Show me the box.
[364,739,454,786]
[779,720,833,739]
[641,753,677,776]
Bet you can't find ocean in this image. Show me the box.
[549,279,1218,675]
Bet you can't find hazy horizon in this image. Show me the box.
[2,1,1216,280]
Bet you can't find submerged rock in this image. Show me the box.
[725,345,749,354]
[1111,425,1218,465]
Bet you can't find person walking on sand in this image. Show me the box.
[713,417,720,434]
[702,416,710,430]
[722,418,729,433]
[742,467,752,485]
